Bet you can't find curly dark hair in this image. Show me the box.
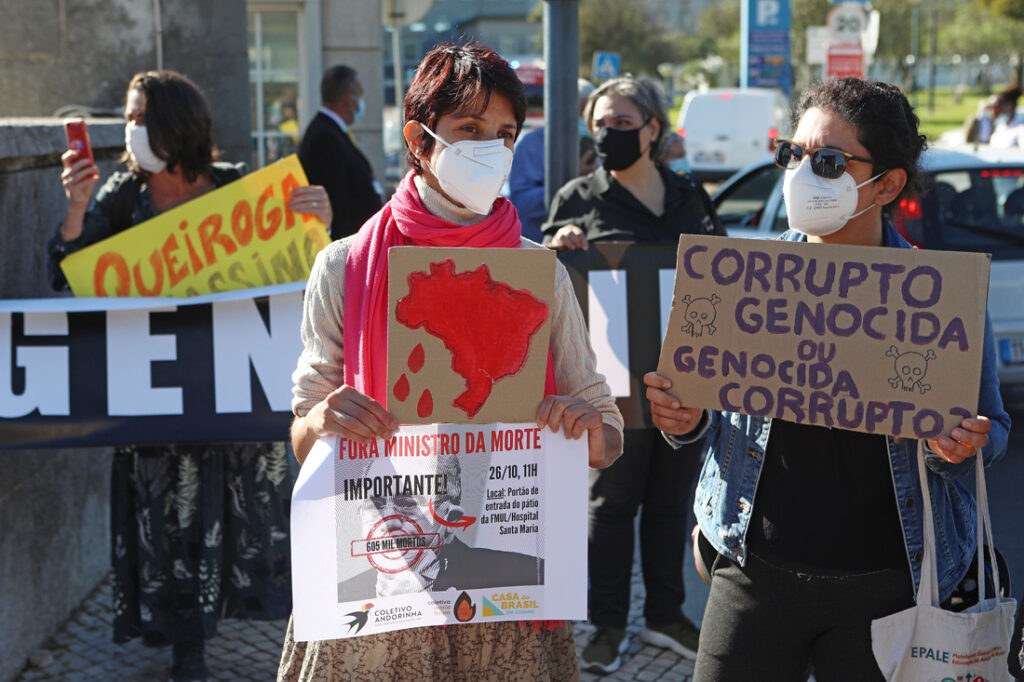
[125,70,219,183]
[403,42,526,173]
[794,78,926,207]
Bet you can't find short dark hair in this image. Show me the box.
[403,42,527,173]
[795,78,926,206]
[321,65,359,105]
[125,70,218,183]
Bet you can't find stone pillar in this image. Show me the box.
[0,118,123,682]
[321,0,386,181]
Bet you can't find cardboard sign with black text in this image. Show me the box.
[656,235,990,439]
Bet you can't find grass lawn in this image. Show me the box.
[911,88,986,143]
[667,87,990,146]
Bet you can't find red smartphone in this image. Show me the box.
[63,118,94,165]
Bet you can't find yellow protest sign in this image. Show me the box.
[60,155,331,297]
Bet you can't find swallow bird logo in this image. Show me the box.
[344,602,373,634]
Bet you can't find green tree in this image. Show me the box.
[790,0,831,65]
[980,0,1024,21]
[974,0,1024,82]
[697,0,740,66]
[576,0,708,78]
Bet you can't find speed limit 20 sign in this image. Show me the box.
[827,2,867,44]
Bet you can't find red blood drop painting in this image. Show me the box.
[395,259,548,418]
[393,373,410,402]
[408,343,425,373]
[417,389,433,419]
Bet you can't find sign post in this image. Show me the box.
[591,52,621,81]
[740,0,791,96]
[827,43,865,80]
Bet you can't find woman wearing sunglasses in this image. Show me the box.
[644,78,1010,680]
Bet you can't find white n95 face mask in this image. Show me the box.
[125,121,167,174]
[783,156,885,236]
[419,123,513,214]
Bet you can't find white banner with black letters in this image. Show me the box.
[1,243,675,448]
[0,283,302,449]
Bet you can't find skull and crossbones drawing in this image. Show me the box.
[886,345,936,394]
[680,294,721,338]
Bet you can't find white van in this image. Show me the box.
[676,88,790,181]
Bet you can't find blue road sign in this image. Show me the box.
[741,0,791,96]
[592,52,621,80]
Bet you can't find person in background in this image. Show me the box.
[277,101,300,154]
[661,131,690,175]
[507,78,596,242]
[299,65,383,240]
[279,42,623,682]
[963,94,998,144]
[987,84,1024,148]
[542,76,725,675]
[52,70,332,682]
[646,77,1010,680]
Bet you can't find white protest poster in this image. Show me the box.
[290,422,587,641]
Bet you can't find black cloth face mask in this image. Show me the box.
[593,121,649,171]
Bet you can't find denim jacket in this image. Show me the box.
[669,223,1011,602]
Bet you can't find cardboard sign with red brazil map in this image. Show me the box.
[387,247,556,425]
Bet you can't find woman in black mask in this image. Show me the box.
[542,76,726,674]
[543,76,724,249]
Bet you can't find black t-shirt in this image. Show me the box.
[542,165,726,243]
[747,419,908,573]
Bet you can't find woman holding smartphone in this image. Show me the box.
[52,70,331,682]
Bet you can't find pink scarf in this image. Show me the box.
[344,172,562,631]
[343,170,557,403]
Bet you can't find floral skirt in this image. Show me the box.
[110,442,292,645]
[277,617,580,681]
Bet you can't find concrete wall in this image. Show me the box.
[0,3,252,679]
[0,0,251,166]
[323,0,386,182]
[0,120,124,682]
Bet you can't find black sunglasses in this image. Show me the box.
[773,139,873,179]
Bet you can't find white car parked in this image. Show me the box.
[676,88,790,182]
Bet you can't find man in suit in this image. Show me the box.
[299,65,383,240]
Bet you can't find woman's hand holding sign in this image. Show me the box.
[292,385,398,464]
[643,371,704,437]
[644,367,991,462]
[536,395,622,469]
[927,415,991,465]
[288,184,333,229]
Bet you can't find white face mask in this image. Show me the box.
[419,123,513,215]
[125,121,167,174]
[783,156,885,236]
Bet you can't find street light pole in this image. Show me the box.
[543,0,579,213]
[927,2,938,113]
[910,0,920,107]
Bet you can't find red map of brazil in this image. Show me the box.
[395,259,549,418]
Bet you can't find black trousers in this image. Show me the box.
[587,428,702,628]
[695,550,915,682]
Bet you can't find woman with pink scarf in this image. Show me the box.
[279,43,624,681]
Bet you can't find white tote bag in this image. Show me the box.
[871,444,1017,681]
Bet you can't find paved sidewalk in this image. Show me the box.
[14,555,697,681]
